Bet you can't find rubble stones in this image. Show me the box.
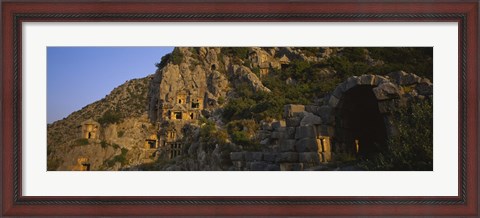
[373,82,401,100]
[305,105,321,115]
[388,71,422,85]
[374,75,389,86]
[260,121,273,131]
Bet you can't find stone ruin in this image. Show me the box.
[154,90,206,160]
[159,90,204,122]
[230,71,433,170]
[77,119,100,139]
[248,48,291,78]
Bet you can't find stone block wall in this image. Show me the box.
[230,105,332,171]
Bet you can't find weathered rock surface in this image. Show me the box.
[48,47,432,172]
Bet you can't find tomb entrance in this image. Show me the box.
[334,85,387,157]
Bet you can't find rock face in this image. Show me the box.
[48,47,432,171]
[47,77,156,171]
[230,65,271,93]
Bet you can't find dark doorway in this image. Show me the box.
[337,85,387,157]
[81,163,90,171]
[88,132,92,139]
[146,140,156,149]
[174,112,182,119]
[191,102,200,108]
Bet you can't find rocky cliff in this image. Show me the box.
[48,47,433,171]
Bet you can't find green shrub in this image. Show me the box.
[98,110,122,126]
[112,143,121,149]
[100,140,109,148]
[221,47,250,59]
[217,96,225,105]
[251,67,260,77]
[117,130,124,138]
[199,120,228,152]
[230,131,251,146]
[155,54,171,69]
[226,120,260,150]
[170,48,184,65]
[368,47,433,80]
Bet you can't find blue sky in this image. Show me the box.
[47,47,174,124]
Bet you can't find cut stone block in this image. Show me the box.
[230,152,245,161]
[279,139,296,152]
[276,152,298,163]
[295,125,316,139]
[295,138,318,152]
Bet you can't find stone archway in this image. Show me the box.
[327,74,401,157]
[336,85,387,156]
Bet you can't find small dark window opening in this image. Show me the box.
[178,99,182,104]
[211,64,216,70]
[191,102,200,108]
[147,140,156,149]
[190,113,194,119]
[81,163,90,171]
[175,112,182,119]
[88,132,92,139]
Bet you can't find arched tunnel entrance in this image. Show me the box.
[335,85,387,157]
